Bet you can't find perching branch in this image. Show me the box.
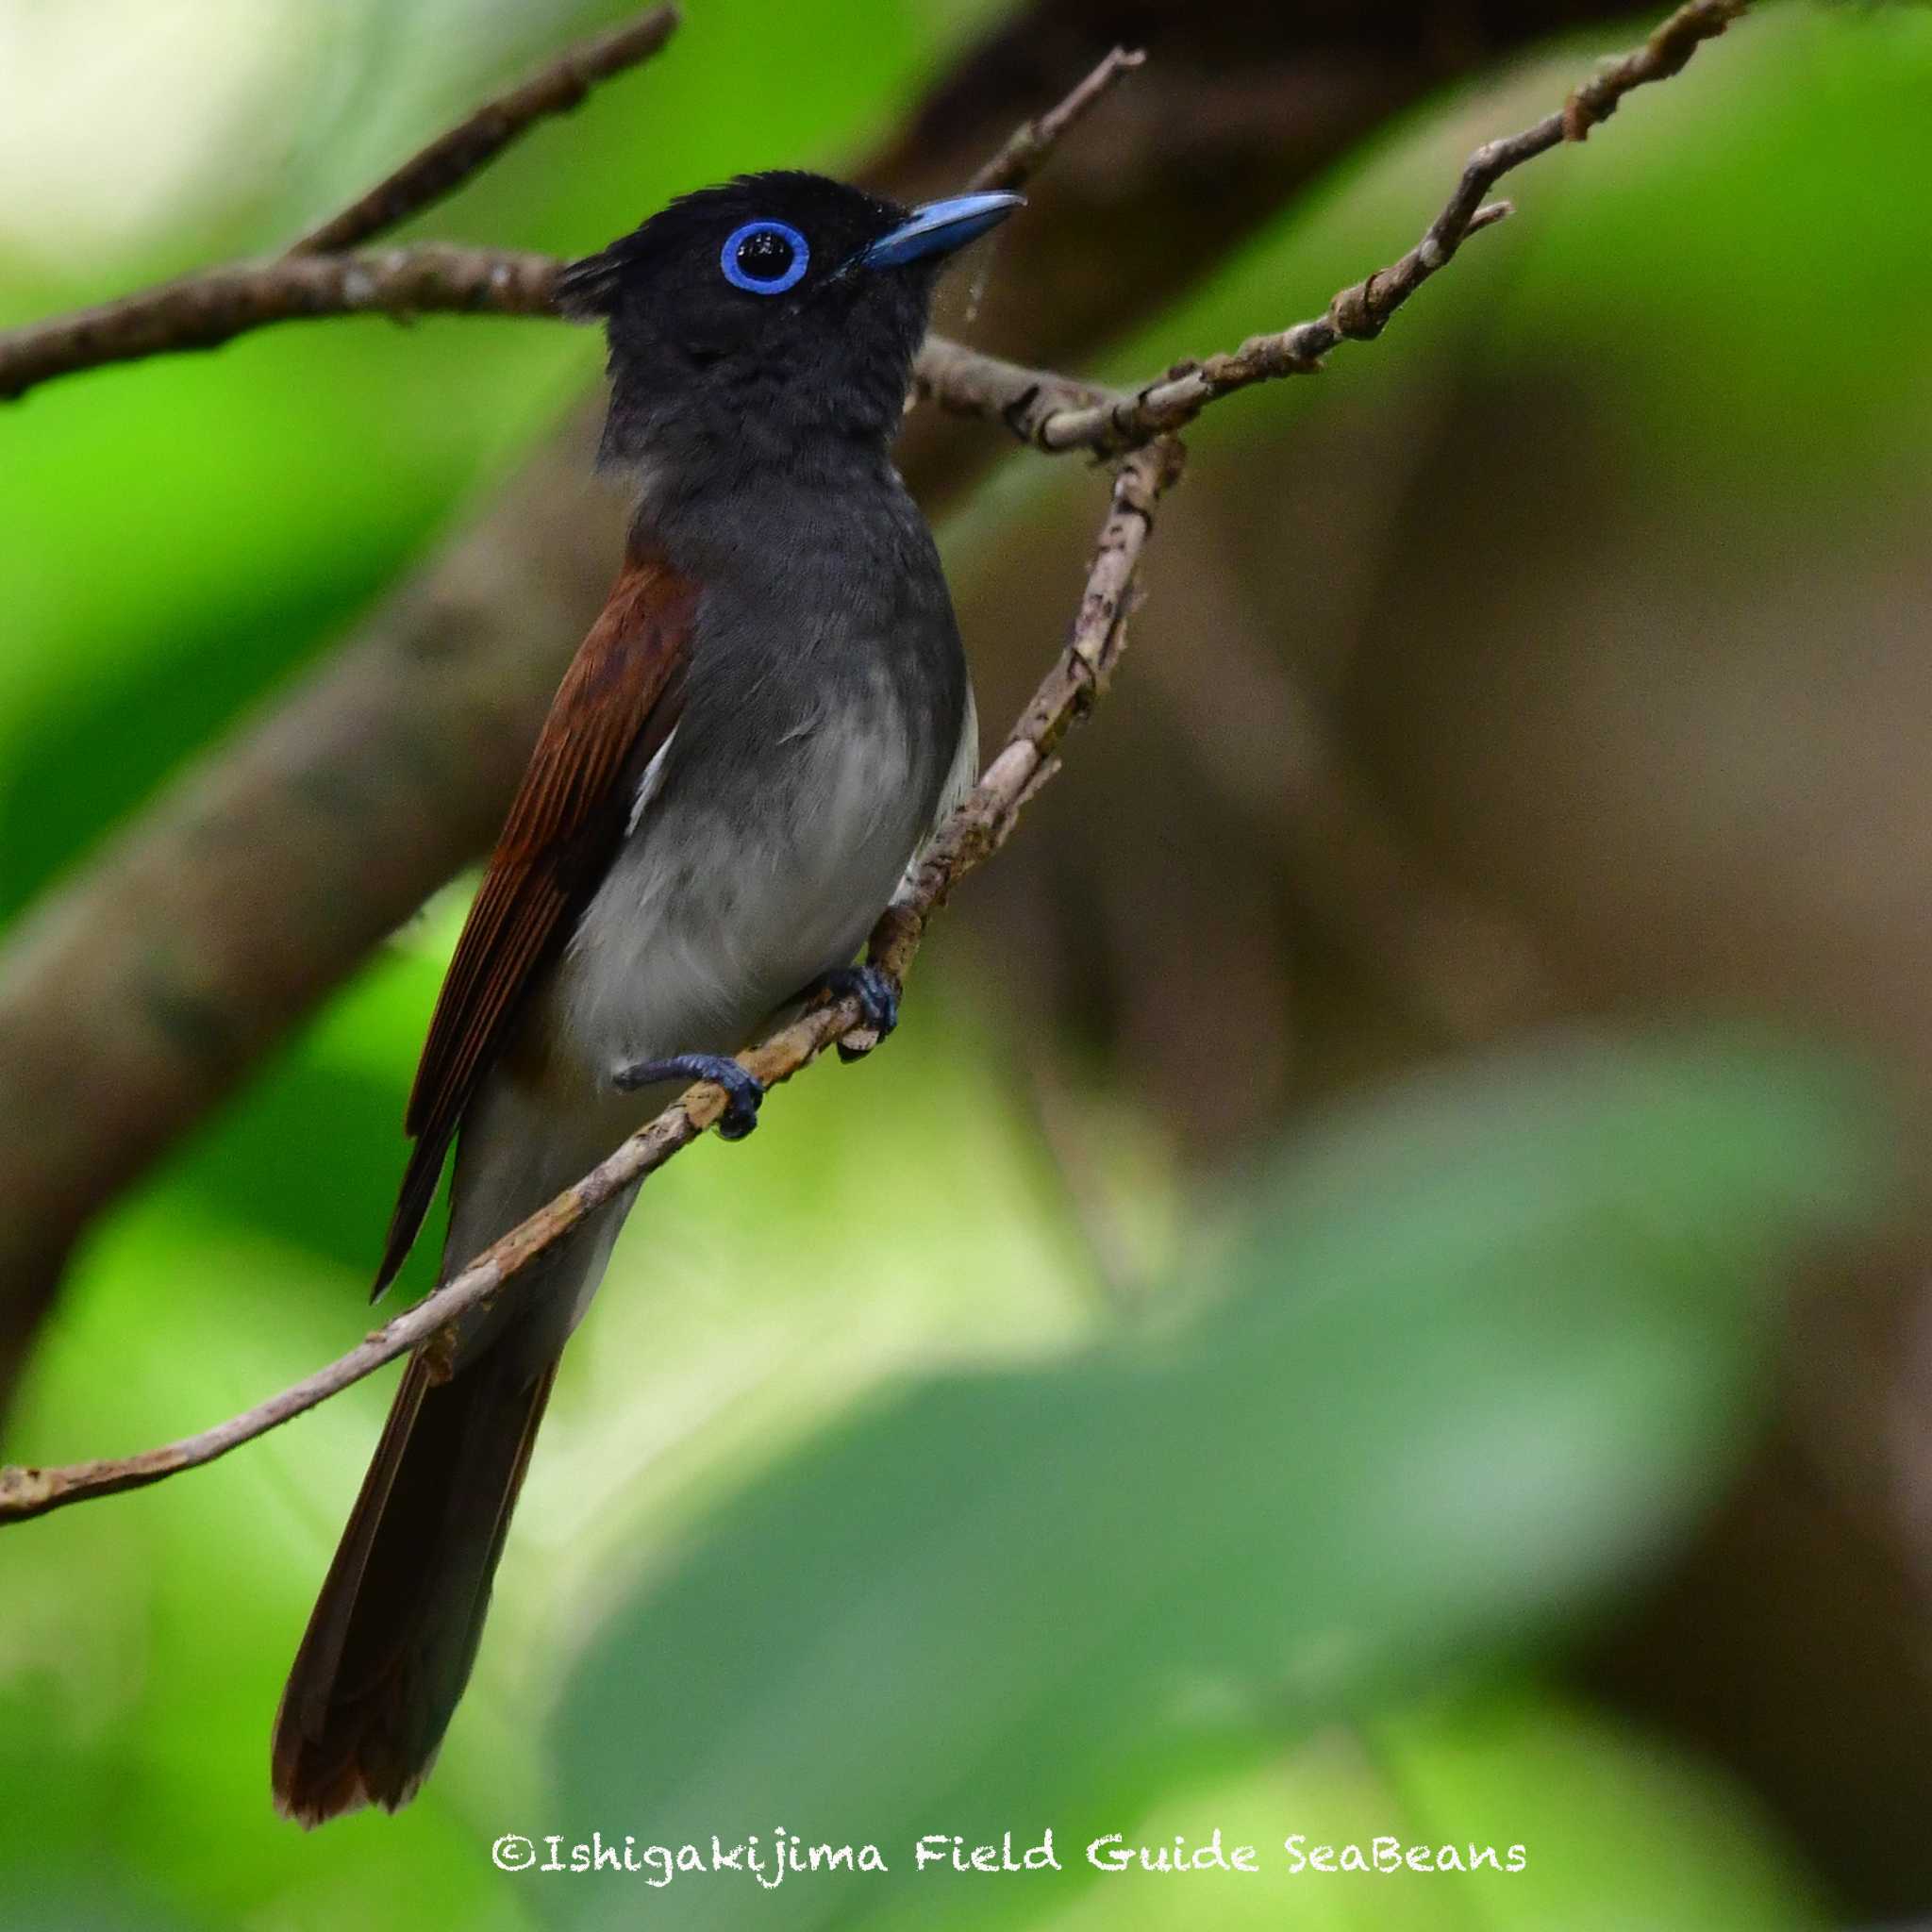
[0,441,1182,1524]
[0,247,562,400]
[0,0,1747,431]
[0,13,1151,1408]
[974,0,1750,457]
[0,0,688,404]
[0,28,1135,407]
[0,0,1754,1514]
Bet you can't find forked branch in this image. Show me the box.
[0,0,1747,435]
[0,441,1182,1523]
[0,0,1753,1521]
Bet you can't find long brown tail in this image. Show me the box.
[271,1344,558,1825]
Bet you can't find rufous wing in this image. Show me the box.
[372,550,698,1297]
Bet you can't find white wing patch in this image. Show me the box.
[934,684,980,830]
[625,725,679,834]
[898,686,979,894]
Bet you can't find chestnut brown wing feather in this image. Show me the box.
[372,553,698,1296]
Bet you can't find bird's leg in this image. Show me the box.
[613,1053,765,1141]
[804,964,901,1063]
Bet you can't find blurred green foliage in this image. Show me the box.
[1098,3,1932,498]
[0,3,1923,1927]
[0,0,996,918]
[550,1032,1878,1931]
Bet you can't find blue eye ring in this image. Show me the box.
[720,220,809,295]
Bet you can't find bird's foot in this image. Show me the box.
[614,1052,765,1141]
[808,964,901,1062]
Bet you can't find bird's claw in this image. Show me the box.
[809,964,900,1062]
[614,1052,765,1140]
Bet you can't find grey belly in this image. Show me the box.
[437,683,974,1374]
[553,712,930,1082]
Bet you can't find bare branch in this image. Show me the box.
[0,29,1127,408]
[966,44,1145,195]
[919,0,1747,451]
[0,22,1191,1403]
[1020,0,1748,456]
[0,0,1746,425]
[0,25,1124,405]
[287,3,681,255]
[0,2,682,401]
[910,337,1109,434]
[0,247,562,401]
[0,0,1757,1486]
[0,441,1182,1525]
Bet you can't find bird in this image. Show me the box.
[270,171,1021,1824]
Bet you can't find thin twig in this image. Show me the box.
[0,14,1108,409]
[0,0,1756,1516]
[0,1,682,402]
[966,45,1145,195]
[1018,0,1748,456]
[1008,201,1515,456]
[0,23,1195,1411]
[0,441,1183,1524]
[287,3,681,255]
[0,0,1746,424]
[0,248,561,400]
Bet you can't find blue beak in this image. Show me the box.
[860,191,1023,271]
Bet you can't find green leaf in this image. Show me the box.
[546,1029,1887,1929]
[1024,1689,1824,1932]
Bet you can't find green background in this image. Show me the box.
[2,2,1925,1925]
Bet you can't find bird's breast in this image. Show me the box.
[552,681,937,1081]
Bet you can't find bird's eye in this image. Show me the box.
[720,220,809,295]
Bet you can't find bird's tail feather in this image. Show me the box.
[270,1341,558,1825]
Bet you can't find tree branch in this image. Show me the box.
[965,44,1145,195]
[0,36,1143,408]
[0,23,1152,1405]
[286,3,681,256]
[0,2,684,400]
[0,440,1182,1524]
[0,0,1761,1468]
[0,247,563,400]
[1009,0,1749,456]
[0,0,1746,425]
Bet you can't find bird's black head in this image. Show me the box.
[558,171,1020,482]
